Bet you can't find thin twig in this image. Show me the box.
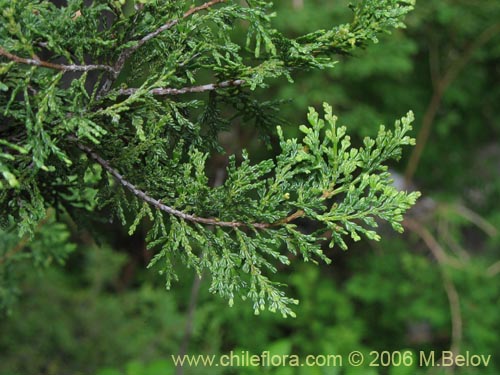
[438,218,470,262]
[452,204,498,237]
[118,79,245,96]
[441,271,462,373]
[139,0,226,50]
[0,46,117,74]
[113,0,226,78]
[404,218,463,268]
[276,209,305,225]
[276,187,342,226]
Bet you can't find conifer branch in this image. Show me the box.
[74,140,273,229]
[140,0,226,47]
[0,0,419,316]
[0,46,117,74]
[117,79,245,96]
[73,140,323,231]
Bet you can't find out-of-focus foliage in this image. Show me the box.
[0,244,181,374]
[0,208,75,313]
[1,0,499,375]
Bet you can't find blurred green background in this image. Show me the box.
[1,1,499,374]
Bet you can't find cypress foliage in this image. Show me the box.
[0,0,419,316]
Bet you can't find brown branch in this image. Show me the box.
[143,0,226,46]
[443,273,462,360]
[404,23,500,185]
[275,209,305,225]
[452,204,498,238]
[74,141,318,230]
[275,187,338,226]
[74,140,277,229]
[118,79,245,96]
[73,137,335,231]
[404,218,463,269]
[0,46,117,74]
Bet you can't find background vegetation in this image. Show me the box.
[1,0,499,374]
